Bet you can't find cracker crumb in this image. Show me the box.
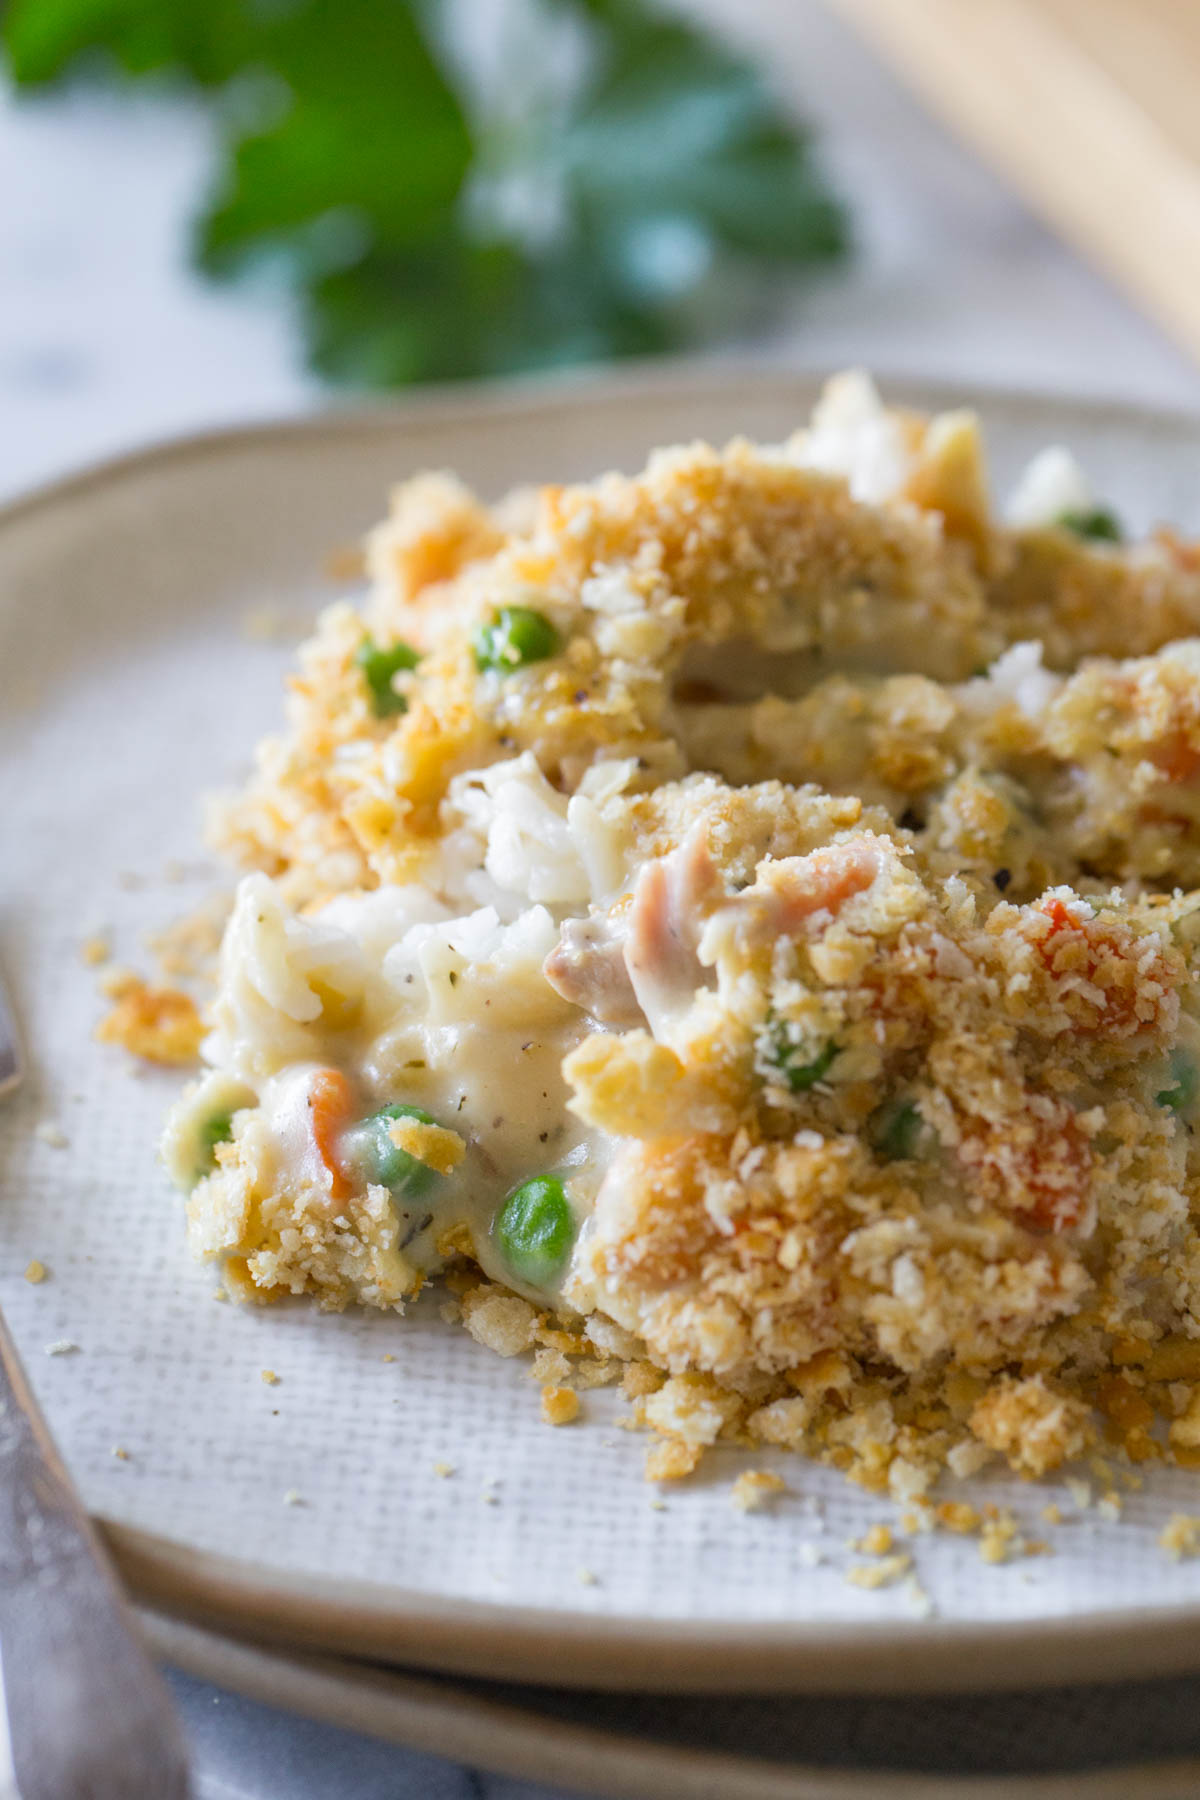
[798,1541,825,1568]
[645,1439,702,1482]
[433,1460,456,1478]
[531,1346,572,1386]
[979,1510,1021,1565]
[577,1567,599,1587]
[97,964,139,997]
[643,1373,740,1448]
[44,1340,78,1356]
[1066,1478,1093,1511]
[80,934,110,967]
[95,977,205,1065]
[731,1470,787,1512]
[461,1287,537,1358]
[381,1353,396,1363]
[112,1446,130,1461]
[846,1552,912,1589]
[261,1369,280,1386]
[572,1356,620,1390]
[945,1438,993,1481]
[1161,1513,1200,1559]
[23,1260,47,1284]
[1041,1503,1065,1525]
[34,1121,68,1150]
[935,1501,981,1535]
[1096,1492,1123,1523]
[622,1361,664,1400]
[283,1488,304,1507]
[542,1386,581,1426]
[855,1523,894,1555]
[970,1375,1093,1477]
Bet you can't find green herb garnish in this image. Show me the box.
[868,1099,923,1162]
[1157,1049,1199,1116]
[1057,506,1123,543]
[2,0,847,385]
[771,1033,839,1094]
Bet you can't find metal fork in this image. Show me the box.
[0,975,191,1797]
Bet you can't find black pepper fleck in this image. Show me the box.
[993,868,1012,892]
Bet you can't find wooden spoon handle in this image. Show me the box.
[0,1309,190,1798]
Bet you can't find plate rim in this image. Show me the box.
[11,366,1200,1694]
[3,354,1200,531]
[146,1606,1200,1800]
[105,1514,1200,1695]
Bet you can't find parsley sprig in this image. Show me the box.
[3,0,847,384]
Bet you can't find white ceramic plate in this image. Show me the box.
[8,368,1200,1692]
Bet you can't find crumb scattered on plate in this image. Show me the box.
[731,1470,787,1512]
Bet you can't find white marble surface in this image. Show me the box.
[5,3,1200,1795]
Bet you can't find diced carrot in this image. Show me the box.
[307,1067,356,1199]
[1152,732,1200,786]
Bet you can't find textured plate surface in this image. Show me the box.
[7,368,1200,1690]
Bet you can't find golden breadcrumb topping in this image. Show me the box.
[157,374,1200,1497]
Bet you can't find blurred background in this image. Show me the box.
[5,0,1200,504]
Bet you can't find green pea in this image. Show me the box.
[773,1033,840,1094]
[1056,506,1123,544]
[472,606,562,673]
[1157,1049,1198,1116]
[192,1109,234,1183]
[342,1103,440,1198]
[869,1099,923,1162]
[201,1111,234,1155]
[493,1174,574,1289]
[356,635,420,717]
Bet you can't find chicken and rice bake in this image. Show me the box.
[160,374,1200,1493]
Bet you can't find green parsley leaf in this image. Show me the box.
[1157,1049,1199,1116]
[770,1032,839,1094]
[868,1099,924,1161]
[2,0,847,385]
[1056,506,1123,543]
